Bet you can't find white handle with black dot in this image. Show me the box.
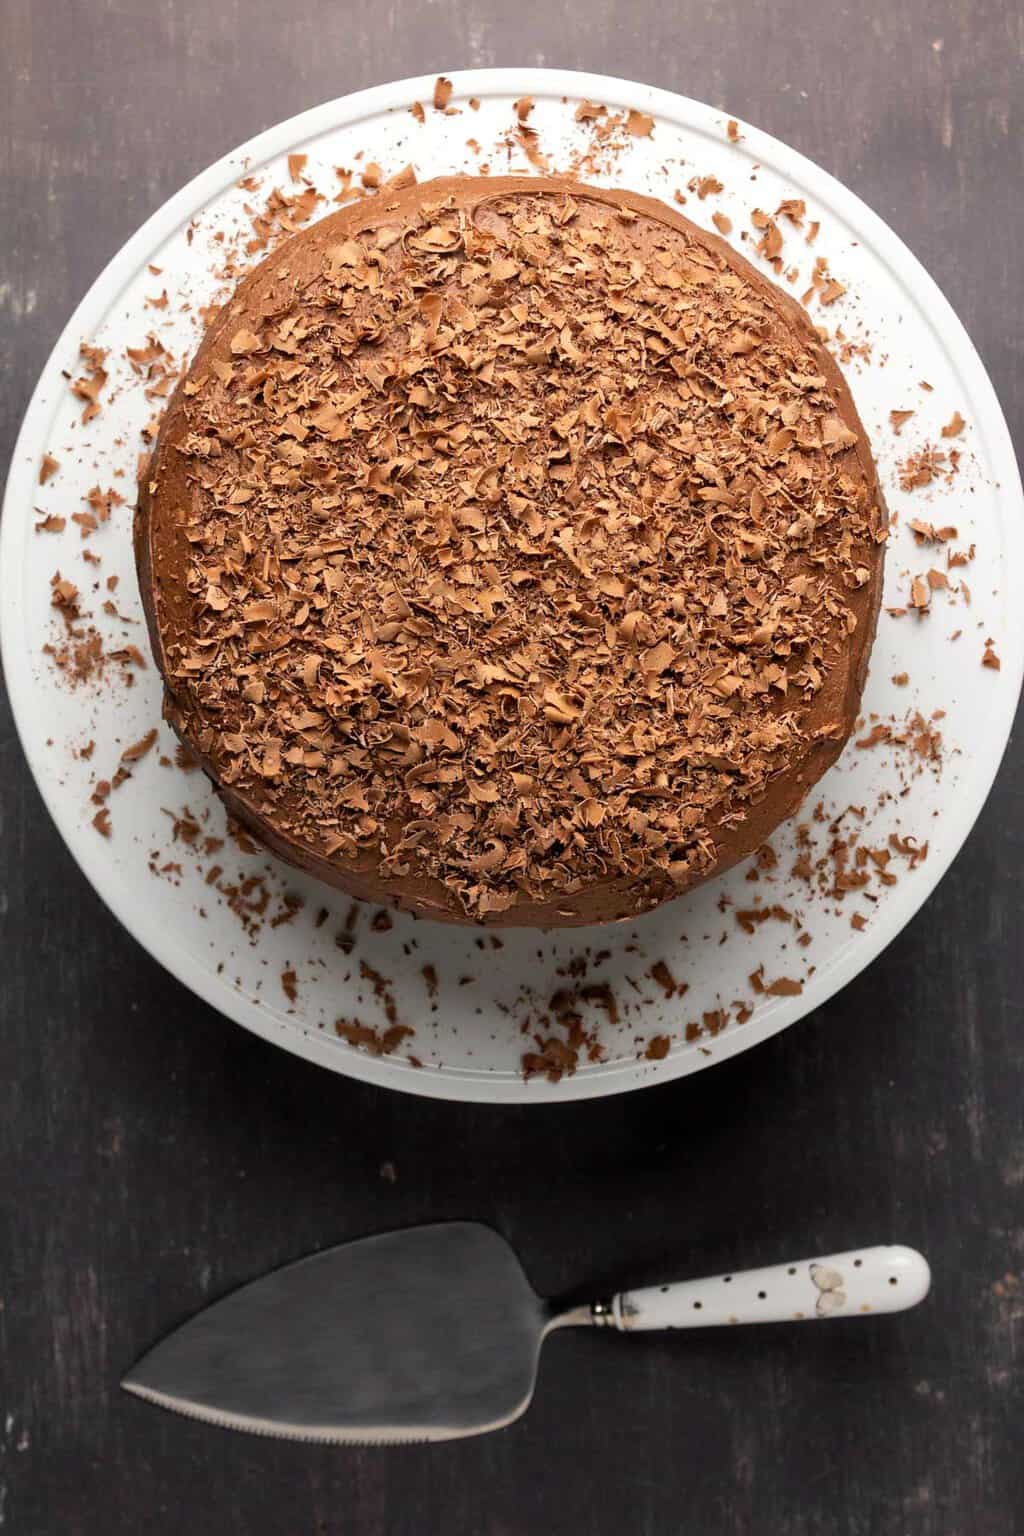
[598,1246,930,1330]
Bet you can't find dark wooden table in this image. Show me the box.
[2,2,1022,1531]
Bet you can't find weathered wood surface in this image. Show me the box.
[1,1,1022,1531]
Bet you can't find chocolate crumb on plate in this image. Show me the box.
[626,109,654,137]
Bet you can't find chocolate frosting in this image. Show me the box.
[136,176,886,926]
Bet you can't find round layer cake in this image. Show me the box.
[136,175,887,926]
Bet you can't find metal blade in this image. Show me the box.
[122,1223,545,1443]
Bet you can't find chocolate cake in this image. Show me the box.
[136,176,886,926]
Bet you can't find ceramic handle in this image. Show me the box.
[610,1246,930,1330]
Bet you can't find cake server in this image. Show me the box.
[122,1223,930,1443]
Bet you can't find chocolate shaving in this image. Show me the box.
[776,199,805,226]
[121,728,159,763]
[735,904,791,933]
[910,575,931,611]
[335,1018,414,1055]
[753,972,802,996]
[523,1038,578,1081]
[899,446,948,491]
[909,520,957,545]
[766,975,802,996]
[649,960,679,997]
[71,343,108,424]
[515,125,549,172]
[50,572,80,622]
[626,110,654,137]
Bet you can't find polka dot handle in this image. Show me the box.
[612,1246,930,1330]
